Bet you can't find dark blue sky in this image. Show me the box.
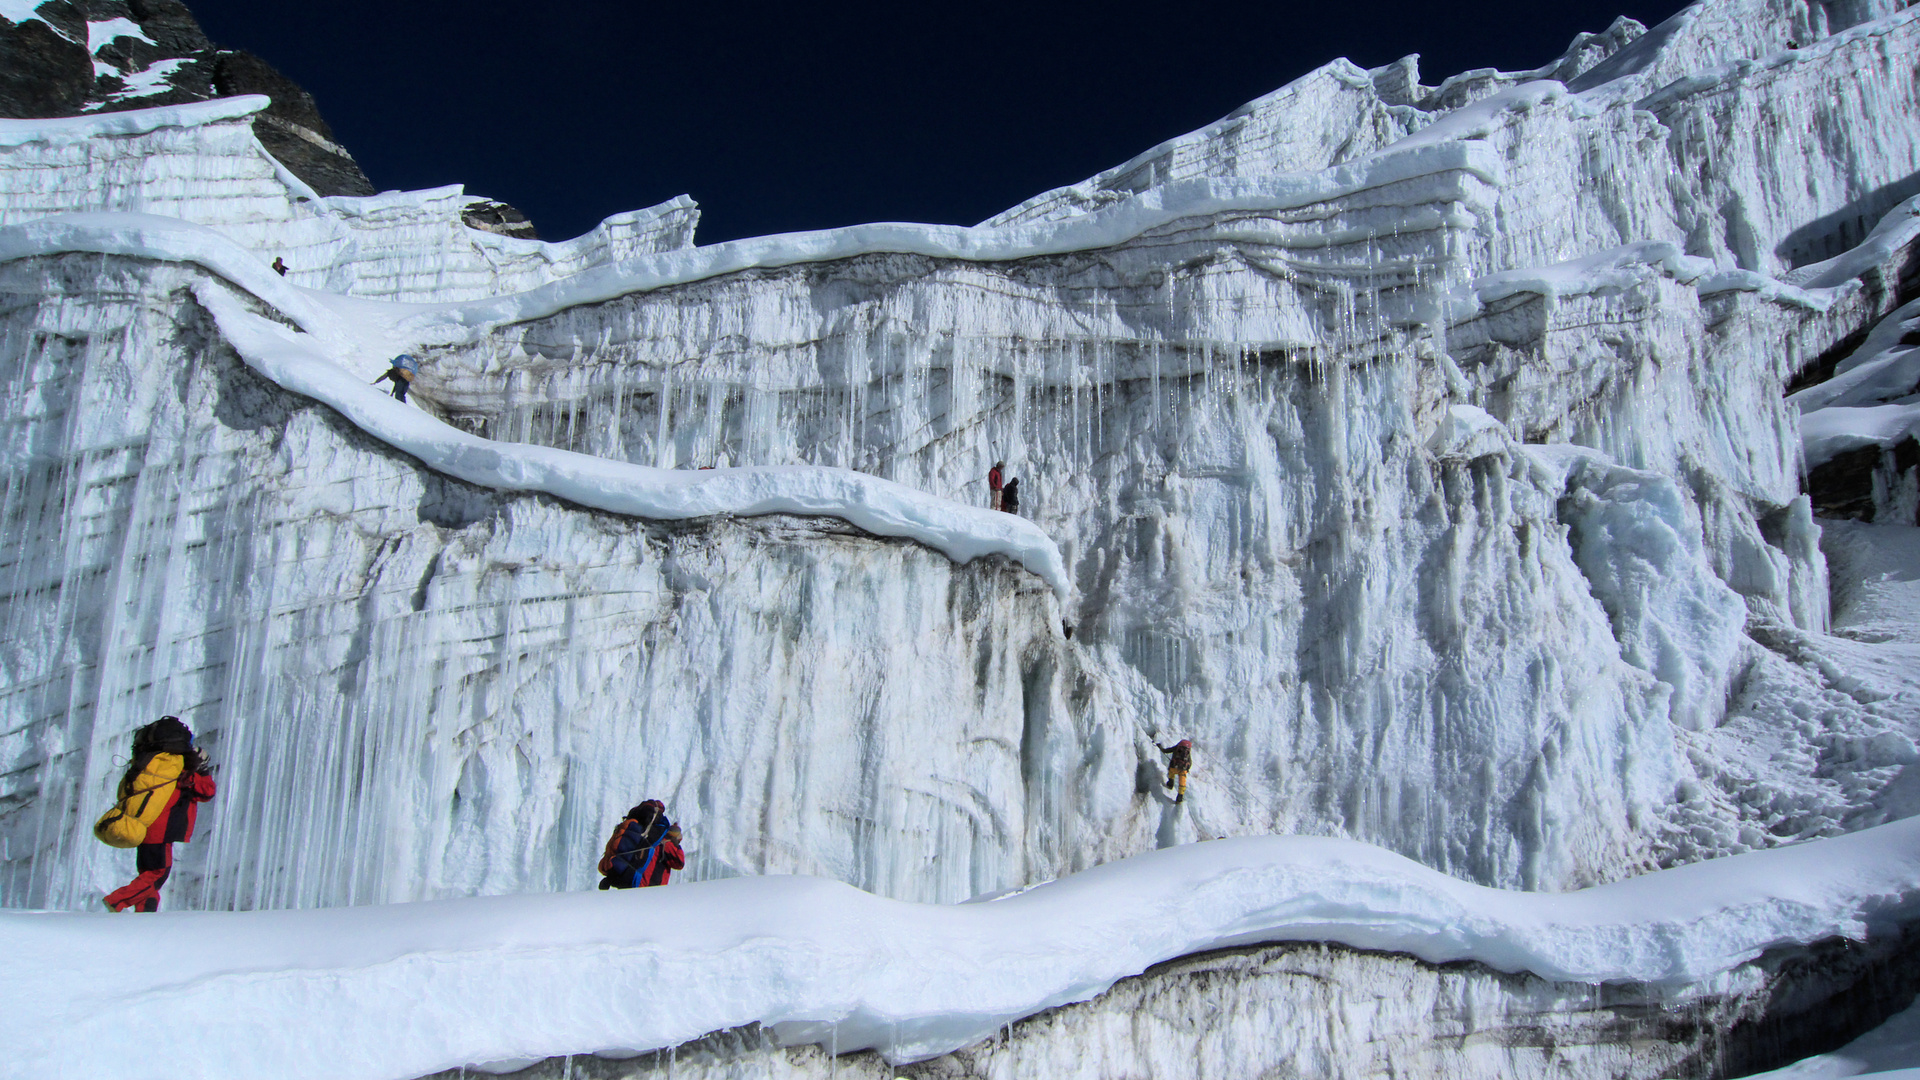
[182,0,1690,243]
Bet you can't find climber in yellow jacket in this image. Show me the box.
[95,715,216,912]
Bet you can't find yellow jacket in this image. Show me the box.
[93,753,185,849]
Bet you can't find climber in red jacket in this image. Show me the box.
[100,716,216,913]
[639,826,685,887]
[598,802,686,889]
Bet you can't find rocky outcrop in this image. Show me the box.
[0,0,427,206]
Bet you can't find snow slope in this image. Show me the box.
[8,819,1920,1080]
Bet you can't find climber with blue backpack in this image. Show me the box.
[597,799,685,889]
[373,354,421,404]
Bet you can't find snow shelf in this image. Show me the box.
[0,212,1071,598]
[6,818,1920,1079]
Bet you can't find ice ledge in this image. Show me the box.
[1463,238,1846,314]
[5,820,1920,1078]
[391,140,1502,343]
[0,93,271,148]
[0,213,1070,599]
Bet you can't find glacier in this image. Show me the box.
[2,0,1920,1074]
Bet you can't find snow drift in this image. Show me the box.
[7,817,1920,1079]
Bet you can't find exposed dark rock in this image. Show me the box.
[0,0,379,196]
[0,17,93,117]
[462,199,540,240]
[123,0,213,53]
[208,48,375,197]
[0,0,533,219]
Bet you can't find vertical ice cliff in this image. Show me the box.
[1,0,1918,920]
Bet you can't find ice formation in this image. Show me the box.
[0,0,1917,908]
[5,816,1920,1079]
[3,0,1920,1072]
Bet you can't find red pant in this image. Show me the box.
[105,843,172,912]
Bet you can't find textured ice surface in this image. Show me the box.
[1,0,1919,923]
[6,818,1920,1080]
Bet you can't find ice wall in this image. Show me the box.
[0,255,1066,909]
[0,96,701,302]
[397,1,1920,888]
[1,0,1919,914]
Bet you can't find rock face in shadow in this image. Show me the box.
[411,927,1920,1080]
[0,0,396,203]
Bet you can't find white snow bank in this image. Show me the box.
[0,0,50,27]
[1800,403,1920,467]
[1387,79,1570,154]
[7,820,1920,1079]
[1470,240,1713,306]
[1427,403,1513,458]
[103,58,191,105]
[197,282,1070,597]
[0,213,1071,597]
[1792,298,1920,467]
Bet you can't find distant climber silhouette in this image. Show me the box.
[988,460,1006,510]
[1159,739,1192,804]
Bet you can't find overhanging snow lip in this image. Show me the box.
[0,94,271,148]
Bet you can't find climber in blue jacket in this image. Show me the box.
[373,354,420,403]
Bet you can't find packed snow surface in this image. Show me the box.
[9,821,1920,1080]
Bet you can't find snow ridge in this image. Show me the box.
[6,819,1920,1078]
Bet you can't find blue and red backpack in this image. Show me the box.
[599,800,668,883]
